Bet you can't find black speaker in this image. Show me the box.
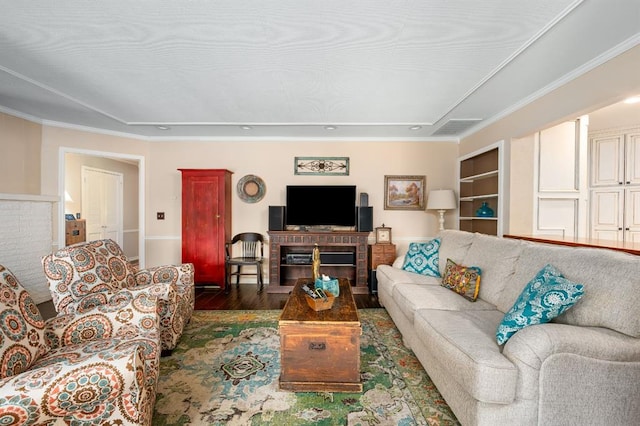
[359,192,369,207]
[357,206,373,232]
[268,206,286,231]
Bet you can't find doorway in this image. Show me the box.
[59,148,146,268]
[82,166,123,244]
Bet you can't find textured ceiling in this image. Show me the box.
[0,0,638,140]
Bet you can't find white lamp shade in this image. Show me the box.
[427,189,457,210]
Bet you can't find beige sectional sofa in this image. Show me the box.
[376,230,640,426]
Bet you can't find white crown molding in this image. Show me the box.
[38,116,462,143]
[460,35,640,140]
[0,65,128,124]
[436,0,584,125]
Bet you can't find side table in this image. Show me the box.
[368,243,396,293]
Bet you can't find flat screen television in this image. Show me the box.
[286,185,356,227]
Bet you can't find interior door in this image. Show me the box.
[82,166,123,245]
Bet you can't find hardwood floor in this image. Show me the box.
[36,283,382,321]
[195,284,381,310]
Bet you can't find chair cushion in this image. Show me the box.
[42,239,137,314]
[0,266,48,379]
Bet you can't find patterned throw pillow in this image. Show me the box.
[496,264,584,345]
[441,258,482,301]
[401,238,441,277]
[0,265,48,379]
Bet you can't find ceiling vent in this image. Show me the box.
[432,119,482,136]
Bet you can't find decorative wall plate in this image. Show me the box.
[237,174,266,203]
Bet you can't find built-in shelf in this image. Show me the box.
[459,170,499,182]
[459,193,499,201]
[458,141,507,236]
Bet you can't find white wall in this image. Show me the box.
[509,135,535,234]
[0,196,54,303]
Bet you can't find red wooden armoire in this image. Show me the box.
[179,169,232,288]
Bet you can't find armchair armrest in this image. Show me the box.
[133,263,194,295]
[0,342,149,424]
[45,291,160,350]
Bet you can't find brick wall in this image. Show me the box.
[0,197,54,304]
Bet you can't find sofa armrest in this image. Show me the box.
[503,322,640,369]
[504,323,640,425]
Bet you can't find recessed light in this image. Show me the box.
[156,126,170,130]
[324,125,337,130]
[409,125,422,130]
[240,125,253,130]
[623,96,640,104]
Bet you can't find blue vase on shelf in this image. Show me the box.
[475,202,494,217]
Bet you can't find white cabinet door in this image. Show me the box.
[625,187,640,243]
[625,133,640,186]
[590,188,624,241]
[590,134,624,187]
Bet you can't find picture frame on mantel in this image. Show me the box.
[384,175,426,210]
[294,157,349,176]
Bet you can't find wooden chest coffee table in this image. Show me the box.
[279,278,362,392]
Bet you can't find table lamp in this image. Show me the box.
[427,189,457,231]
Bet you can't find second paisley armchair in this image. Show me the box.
[42,239,195,351]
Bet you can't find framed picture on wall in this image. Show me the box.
[384,175,426,210]
[294,157,349,176]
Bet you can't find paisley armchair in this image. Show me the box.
[42,239,195,351]
[0,265,160,425]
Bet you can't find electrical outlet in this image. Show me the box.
[157,212,165,220]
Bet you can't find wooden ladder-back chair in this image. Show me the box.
[225,232,264,293]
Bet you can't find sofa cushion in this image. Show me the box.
[392,284,496,323]
[0,266,48,379]
[414,308,518,404]
[437,230,476,275]
[496,264,584,345]
[401,238,441,277]
[441,258,482,301]
[508,242,640,338]
[376,264,441,295]
[463,233,523,308]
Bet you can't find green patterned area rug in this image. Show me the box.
[153,309,459,425]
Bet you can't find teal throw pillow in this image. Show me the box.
[401,238,441,277]
[496,264,584,345]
